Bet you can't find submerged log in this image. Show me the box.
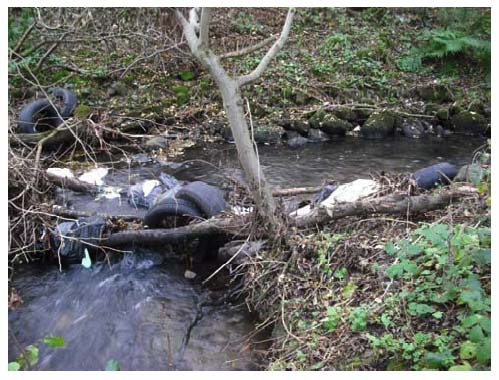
[104,217,249,247]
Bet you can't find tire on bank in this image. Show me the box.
[17,99,64,133]
[50,87,78,118]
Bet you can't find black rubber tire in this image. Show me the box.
[17,99,64,133]
[50,87,77,118]
[176,181,227,218]
[412,162,458,189]
[144,197,202,228]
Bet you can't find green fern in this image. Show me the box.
[398,29,490,72]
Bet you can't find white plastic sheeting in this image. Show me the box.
[78,168,109,186]
[46,167,74,178]
[290,179,380,218]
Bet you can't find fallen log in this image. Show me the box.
[51,205,142,222]
[272,186,322,197]
[104,217,248,247]
[293,187,477,228]
[103,187,477,247]
[46,172,97,194]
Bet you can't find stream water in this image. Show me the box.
[8,135,485,370]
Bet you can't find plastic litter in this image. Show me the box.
[47,168,74,178]
[290,179,380,218]
[95,186,122,200]
[81,248,92,269]
[128,180,163,209]
[142,180,161,197]
[159,172,179,189]
[78,168,109,186]
[322,179,380,207]
[312,184,338,205]
[51,216,107,262]
[128,173,181,209]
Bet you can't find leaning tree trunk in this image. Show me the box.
[176,7,295,229]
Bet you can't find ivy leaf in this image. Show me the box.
[408,302,435,316]
[309,362,324,370]
[19,345,39,367]
[179,71,195,81]
[405,243,422,256]
[385,241,396,255]
[471,248,491,266]
[478,316,491,335]
[459,341,477,360]
[458,277,484,311]
[401,260,418,275]
[476,338,491,364]
[43,336,65,347]
[381,313,393,329]
[449,361,472,371]
[468,325,484,343]
[8,362,20,371]
[105,359,121,371]
[422,350,455,369]
[342,280,357,299]
[334,267,347,280]
[387,263,404,278]
[432,311,443,319]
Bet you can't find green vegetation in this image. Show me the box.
[367,222,491,370]
[105,359,121,371]
[8,8,491,371]
[398,8,490,79]
[399,29,491,73]
[9,336,65,371]
[8,8,491,127]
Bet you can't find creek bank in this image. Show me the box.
[204,102,490,146]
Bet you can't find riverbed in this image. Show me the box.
[8,134,485,370]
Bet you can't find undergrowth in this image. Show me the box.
[244,146,491,371]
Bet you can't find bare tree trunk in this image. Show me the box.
[176,8,295,229]
[216,75,277,225]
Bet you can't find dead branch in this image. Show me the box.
[11,22,37,57]
[220,36,275,59]
[272,186,322,197]
[51,205,141,222]
[46,172,97,194]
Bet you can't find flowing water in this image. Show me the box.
[8,135,485,370]
[9,251,260,370]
